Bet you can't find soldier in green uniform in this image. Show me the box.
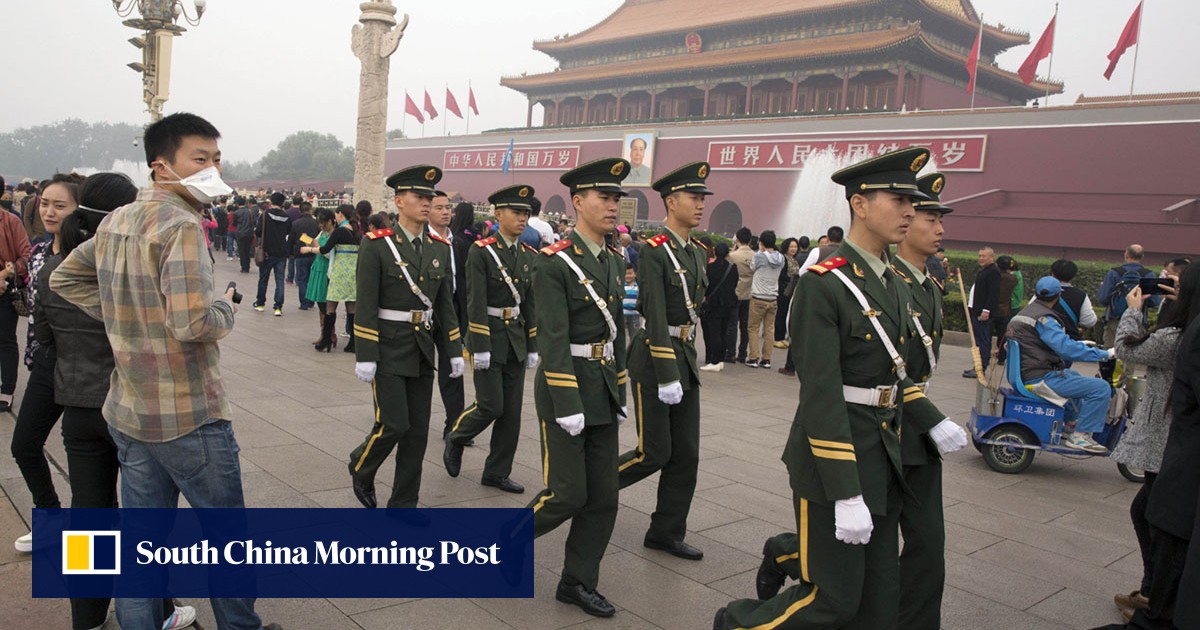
[893,172,968,630]
[715,147,953,630]
[618,161,711,561]
[443,184,540,494]
[347,165,465,510]
[525,158,629,617]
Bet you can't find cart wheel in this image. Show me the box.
[1118,463,1146,483]
[981,425,1036,474]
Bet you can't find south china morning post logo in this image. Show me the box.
[62,530,121,575]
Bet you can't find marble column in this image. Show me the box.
[351,1,407,216]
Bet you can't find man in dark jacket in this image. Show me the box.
[233,197,256,272]
[254,192,292,315]
[963,247,1000,378]
[289,202,320,310]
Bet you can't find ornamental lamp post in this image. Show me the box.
[112,0,207,122]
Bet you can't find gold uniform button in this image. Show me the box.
[865,333,873,340]
[899,335,905,343]
[419,276,424,281]
[414,326,420,331]
[881,422,888,429]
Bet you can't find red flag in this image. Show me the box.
[445,88,463,119]
[1018,16,1055,85]
[1104,2,1142,80]
[404,92,424,124]
[964,22,983,94]
[468,86,480,116]
[423,90,438,120]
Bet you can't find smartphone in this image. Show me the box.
[1138,277,1173,295]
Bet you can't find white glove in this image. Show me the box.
[834,495,873,545]
[1106,347,1117,360]
[355,362,377,383]
[929,419,969,455]
[658,381,684,405]
[473,351,492,371]
[449,357,465,379]
[526,352,540,370]
[555,413,585,436]
[617,405,629,426]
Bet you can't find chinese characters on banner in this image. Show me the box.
[706,136,988,172]
[444,146,581,171]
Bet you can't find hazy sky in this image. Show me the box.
[4,0,1197,163]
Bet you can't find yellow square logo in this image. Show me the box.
[62,531,121,575]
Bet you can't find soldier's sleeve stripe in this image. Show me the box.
[807,437,855,452]
[448,331,461,341]
[811,447,857,461]
[468,323,491,335]
[616,370,627,377]
[650,351,676,360]
[616,375,628,385]
[649,345,675,354]
[545,378,579,389]
[353,324,379,335]
[354,330,380,342]
[903,386,922,395]
[903,391,926,403]
[544,371,577,382]
[527,327,537,337]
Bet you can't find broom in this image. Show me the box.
[957,269,988,387]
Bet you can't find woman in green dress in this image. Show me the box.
[302,204,360,352]
[303,208,336,349]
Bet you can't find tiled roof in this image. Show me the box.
[1076,92,1200,104]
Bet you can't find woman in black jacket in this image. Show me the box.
[700,243,739,371]
[39,173,193,630]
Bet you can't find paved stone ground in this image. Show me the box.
[0,257,1140,629]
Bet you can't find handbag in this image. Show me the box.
[253,210,266,267]
[699,262,735,317]
[11,277,29,317]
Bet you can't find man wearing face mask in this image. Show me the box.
[51,113,280,629]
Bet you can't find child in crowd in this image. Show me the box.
[623,264,640,344]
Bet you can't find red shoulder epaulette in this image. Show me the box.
[890,264,911,282]
[646,233,670,248]
[807,256,848,275]
[428,232,450,246]
[365,228,394,240]
[607,244,622,256]
[540,239,572,256]
[522,243,539,253]
[691,237,709,251]
[475,236,498,248]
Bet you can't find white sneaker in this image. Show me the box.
[162,605,196,629]
[700,363,722,372]
[14,531,32,553]
[1062,434,1107,454]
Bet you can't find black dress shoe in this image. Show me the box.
[962,369,977,378]
[755,540,786,600]
[481,477,524,494]
[348,462,376,508]
[555,582,615,617]
[644,537,704,560]
[712,607,727,630]
[443,440,464,478]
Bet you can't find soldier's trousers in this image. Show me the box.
[617,380,700,543]
[898,459,945,630]
[526,418,619,591]
[723,481,902,629]
[449,358,526,481]
[348,372,434,508]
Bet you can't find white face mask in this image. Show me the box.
[157,163,233,204]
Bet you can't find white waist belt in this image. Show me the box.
[843,384,898,408]
[486,306,521,320]
[379,308,433,325]
[569,341,614,361]
[914,381,930,394]
[667,324,695,342]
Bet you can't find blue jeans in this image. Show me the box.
[255,255,286,309]
[226,233,237,258]
[294,256,314,309]
[108,420,264,630]
[286,256,295,283]
[1038,369,1111,434]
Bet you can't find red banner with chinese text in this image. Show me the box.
[443,146,581,171]
[705,136,988,172]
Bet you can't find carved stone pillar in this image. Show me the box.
[351,1,407,217]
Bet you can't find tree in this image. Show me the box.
[386,128,406,140]
[0,119,144,177]
[257,131,354,180]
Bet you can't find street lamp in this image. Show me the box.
[111,0,208,122]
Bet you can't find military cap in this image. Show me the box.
[913,172,954,214]
[830,147,931,200]
[488,184,536,213]
[386,164,442,197]
[559,157,630,197]
[651,161,713,198]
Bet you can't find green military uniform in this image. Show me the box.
[348,165,462,508]
[527,158,629,604]
[619,162,711,553]
[894,172,953,630]
[446,184,539,489]
[720,148,948,630]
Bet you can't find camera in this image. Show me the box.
[226,281,242,304]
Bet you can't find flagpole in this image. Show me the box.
[443,84,448,136]
[970,13,984,110]
[401,91,406,137]
[466,81,472,135]
[1129,0,1144,100]
[1044,4,1058,106]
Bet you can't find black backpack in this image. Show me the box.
[1107,265,1154,319]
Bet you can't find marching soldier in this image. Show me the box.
[443,184,540,494]
[715,147,961,629]
[893,172,967,629]
[347,165,465,510]
[524,158,630,617]
[618,161,711,561]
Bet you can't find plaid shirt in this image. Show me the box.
[50,187,235,442]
